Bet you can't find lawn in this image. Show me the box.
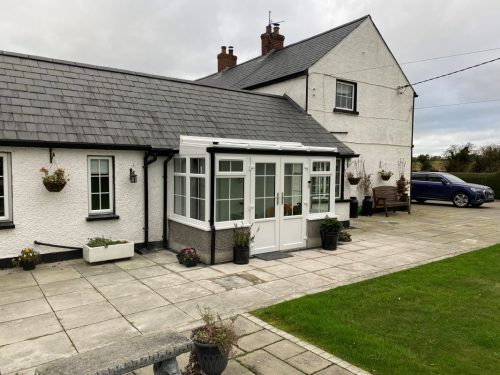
[253,244,500,375]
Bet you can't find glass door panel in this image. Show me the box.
[283,163,302,216]
[255,163,276,219]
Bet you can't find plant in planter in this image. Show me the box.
[320,216,343,250]
[191,307,238,375]
[40,166,69,192]
[397,159,410,200]
[83,237,134,263]
[233,223,257,265]
[12,247,41,271]
[346,172,361,185]
[338,230,352,242]
[346,159,362,185]
[176,247,200,267]
[378,169,393,181]
[358,161,373,216]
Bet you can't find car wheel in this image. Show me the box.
[452,192,469,207]
[416,199,426,203]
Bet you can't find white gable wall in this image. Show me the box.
[0,147,164,259]
[252,75,307,109]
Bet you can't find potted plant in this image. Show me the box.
[397,159,410,201]
[378,169,393,181]
[40,167,69,192]
[191,307,238,375]
[320,216,343,250]
[233,223,257,265]
[176,247,200,267]
[347,172,361,185]
[358,161,373,216]
[83,237,134,263]
[12,247,41,271]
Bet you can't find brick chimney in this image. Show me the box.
[217,45,237,72]
[261,24,285,55]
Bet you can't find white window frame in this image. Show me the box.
[309,159,333,215]
[335,81,355,111]
[215,157,247,226]
[173,158,187,217]
[335,158,342,199]
[171,156,208,225]
[0,152,12,222]
[88,156,114,215]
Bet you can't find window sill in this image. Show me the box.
[335,199,351,203]
[86,214,120,222]
[334,108,359,115]
[0,221,15,230]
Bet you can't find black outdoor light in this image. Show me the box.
[129,168,138,183]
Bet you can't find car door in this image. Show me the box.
[427,175,450,200]
[411,174,427,198]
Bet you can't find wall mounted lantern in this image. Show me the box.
[129,168,138,183]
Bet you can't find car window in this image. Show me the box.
[428,176,445,183]
[412,175,427,181]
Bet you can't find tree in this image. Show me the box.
[444,143,475,172]
[416,154,432,171]
[473,144,500,172]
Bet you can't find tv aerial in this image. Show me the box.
[268,10,285,26]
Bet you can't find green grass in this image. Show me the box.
[253,245,500,375]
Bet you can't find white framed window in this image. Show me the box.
[216,159,245,222]
[88,156,114,215]
[190,158,206,221]
[335,159,342,199]
[335,81,356,111]
[310,160,331,214]
[173,158,187,216]
[0,153,12,221]
[173,157,207,223]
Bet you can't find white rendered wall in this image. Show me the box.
[0,147,165,259]
[308,18,414,199]
[253,75,307,109]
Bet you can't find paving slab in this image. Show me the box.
[163,261,205,273]
[0,298,52,323]
[126,305,194,334]
[0,271,37,291]
[286,272,333,288]
[73,262,123,276]
[46,288,105,311]
[224,359,254,374]
[242,269,279,282]
[114,255,156,270]
[126,265,171,279]
[218,286,275,311]
[237,331,282,352]
[237,349,304,375]
[287,351,331,374]
[141,273,188,289]
[181,267,225,281]
[233,315,263,337]
[263,264,308,278]
[214,275,253,289]
[0,332,76,374]
[0,312,61,346]
[141,250,178,264]
[193,279,228,294]
[96,280,152,300]
[156,282,212,303]
[66,317,139,353]
[315,255,356,266]
[290,259,333,272]
[31,266,82,285]
[39,277,93,297]
[264,339,306,360]
[55,301,121,330]
[0,286,43,306]
[315,365,356,375]
[86,270,135,287]
[254,278,308,299]
[211,262,255,274]
[109,289,169,315]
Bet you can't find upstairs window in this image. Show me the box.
[0,153,12,221]
[335,80,357,112]
[88,157,114,215]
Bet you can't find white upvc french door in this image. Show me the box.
[250,157,306,254]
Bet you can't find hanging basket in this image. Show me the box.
[380,174,392,181]
[43,180,67,192]
[348,177,361,185]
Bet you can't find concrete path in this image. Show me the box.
[1,201,499,374]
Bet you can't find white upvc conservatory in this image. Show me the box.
[168,136,341,264]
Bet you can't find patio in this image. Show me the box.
[1,201,499,374]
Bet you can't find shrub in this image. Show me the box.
[12,248,41,267]
[40,167,69,184]
[86,237,127,248]
[176,247,200,264]
[192,307,238,356]
[233,223,257,248]
[339,230,352,242]
[320,216,343,232]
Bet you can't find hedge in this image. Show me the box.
[454,171,500,199]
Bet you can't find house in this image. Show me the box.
[0,50,355,265]
[198,15,417,200]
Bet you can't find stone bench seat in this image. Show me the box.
[35,331,192,375]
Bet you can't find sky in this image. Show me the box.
[0,0,499,156]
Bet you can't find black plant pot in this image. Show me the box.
[361,196,373,216]
[194,341,229,375]
[22,263,36,271]
[380,175,391,181]
[349,196,359,218]
[233,246,250,264]
[184,259,198,267]
[320,229,340,250]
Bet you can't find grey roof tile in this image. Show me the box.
[0,50,354,155]
[196,16,368,89]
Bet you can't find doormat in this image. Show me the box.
[253,251,292,261]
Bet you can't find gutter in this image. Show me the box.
[163,154,175,248]
[208,149,216,265]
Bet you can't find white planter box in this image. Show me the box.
[83,241,134,263]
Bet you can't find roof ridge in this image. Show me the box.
[0,50,290,101]
[195,15,370,82]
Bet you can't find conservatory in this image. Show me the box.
[168,136,343,264]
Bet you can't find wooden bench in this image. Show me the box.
[372,186,410,217]
[35,331,192,375]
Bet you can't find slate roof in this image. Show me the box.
[0,51,355,155]
[196,16,369,89]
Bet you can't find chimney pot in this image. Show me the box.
[228,46,234,55]
[217,45,237,72]
[221,46,227,53]
[273,26,280,34]
[261,24,285,55]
